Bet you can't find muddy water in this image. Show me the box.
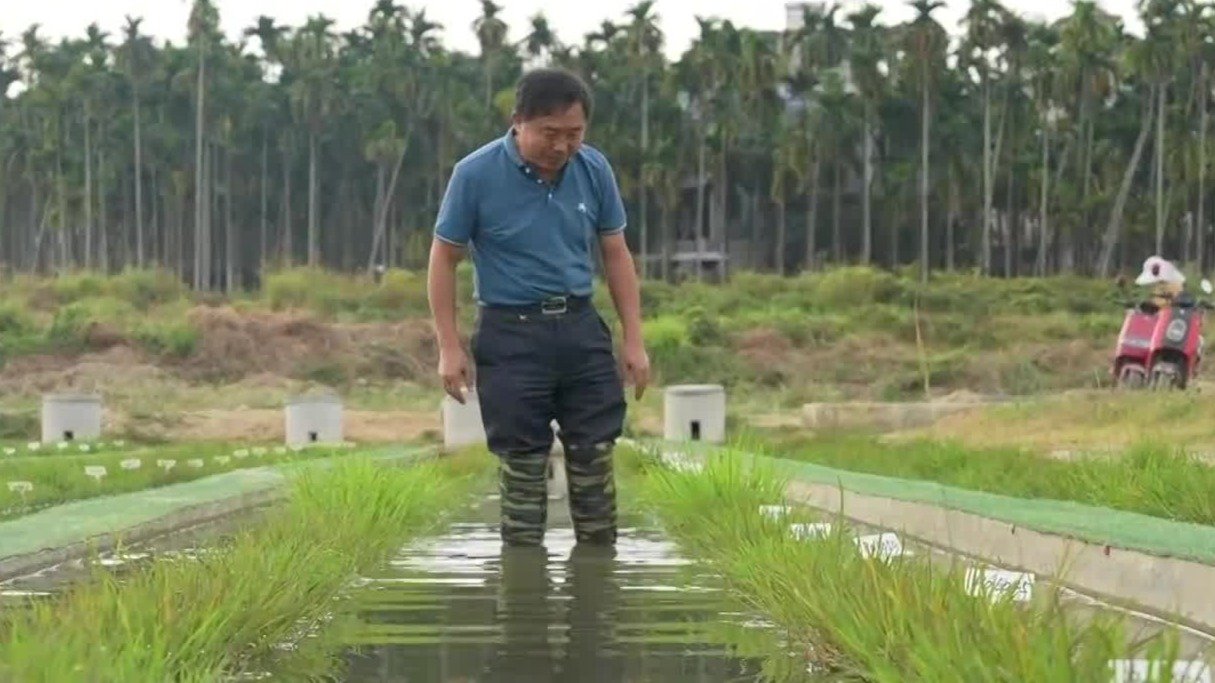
[341,496,804,682]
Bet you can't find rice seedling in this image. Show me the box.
[756,433,1215,526]
[0,452,493,681]
[0,443,358,521]
[629,448,1193,682]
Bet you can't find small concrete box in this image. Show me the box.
[441,391,487,450]
[285,394,344,446]
[41,393,102,443]
[664,384,727,443]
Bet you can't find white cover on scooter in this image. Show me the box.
[1135,256,1185,286]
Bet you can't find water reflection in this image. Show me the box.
[343,499,796,682]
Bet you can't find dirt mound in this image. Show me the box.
[0,346,166,399]
[736,327,794,366]
[179,306,436,384]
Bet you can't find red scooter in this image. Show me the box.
[1113,279,1213,390]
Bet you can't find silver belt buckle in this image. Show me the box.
[540,296,568,315]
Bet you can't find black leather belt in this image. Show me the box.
[482,295,591,317]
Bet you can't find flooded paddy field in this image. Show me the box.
[341,496,806,682]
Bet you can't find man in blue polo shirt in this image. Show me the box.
[427,68,650,547]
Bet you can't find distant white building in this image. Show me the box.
[785,1,866,32]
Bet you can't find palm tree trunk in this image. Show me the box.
[861,108,873,264]
[775,197,787,276]
[1097,90,1154,277]
[83,102,93,270]
[1156,82,1167,255]
[281,148,293,265]
[133,90,144,268]
[1200,62,1209,272]
[1038,124,1050,277]
[920,80,930,283]
[946,173,957,271]
[832,161,842,262]
[225,146,234,292]
[981,79,992,275]
[260,129,268,270]
[193,46,206,289]
[694,134,706,282]
[806,159,820,270]
[367,143,408,273]
[308,131,319,267]
[98,146,108,271]
[639,78,650,279]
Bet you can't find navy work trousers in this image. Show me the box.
[472,300,626,546]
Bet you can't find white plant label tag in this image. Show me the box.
[964,568,1035,602]
[2,448,14,456]
[660,451,703,473]
[233,449,249,459]
[26,442,40,451]
[84,465,107,481]
[1110,659,1212,683]
[252,447,267,457]
[759,505,790,519]
[855,532,904,560]
[56,442,69,450]
[790,523,834,540]
[214,456,231,465]
[114,440,126,448]
[120,458,142,471]
[187,459,205,469]
[274,446,287,455]
[157,459,176,472]
[77,444,91,452]
[7,481,32,494]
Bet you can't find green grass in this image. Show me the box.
[631,448,1186,682]
[757,433,1215,527]
[0,451,493,681]
[0,442,355,521]
[0,265,1131,401]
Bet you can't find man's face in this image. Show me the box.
[513,102,586,175]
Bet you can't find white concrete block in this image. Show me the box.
[547,450,567,500]
[285,394,343,446]
[41,394,102,443]
[663,384,726,443]
[441,391,487,450]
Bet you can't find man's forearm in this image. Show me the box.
[603,249,643,344]
[427,241,463,351]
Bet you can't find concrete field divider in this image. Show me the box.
[640,440,1215,634]
[0,446,437,582]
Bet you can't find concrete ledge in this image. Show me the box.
[0,488,280,581]
[802,401,990,432]
[0,446,435,582]
[786,480,1215,632]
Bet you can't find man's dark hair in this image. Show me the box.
[514,68,593,121]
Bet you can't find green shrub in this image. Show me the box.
[264,267,366,315]
[642,315,689,356]
[684,306,725,346]
[105,268,187,309]
[45,297,136,349]
[811,266,901,308]
[365,269,428,317]
[132,318,199,358]
[50,272,106,303]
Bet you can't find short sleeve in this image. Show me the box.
[596,159,627,235]
[434,163,477,246]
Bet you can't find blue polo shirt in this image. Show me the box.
[434,130,628,306]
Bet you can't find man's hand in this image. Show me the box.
[622,338,651,400]
[438,346,471,404]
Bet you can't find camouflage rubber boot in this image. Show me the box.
[564,443,617,545]
[498,451,549,546]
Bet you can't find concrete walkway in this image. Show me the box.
[0,446,431,580]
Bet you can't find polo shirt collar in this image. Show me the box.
[503,129,527,170]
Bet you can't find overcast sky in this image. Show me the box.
[3,0,1143,60]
